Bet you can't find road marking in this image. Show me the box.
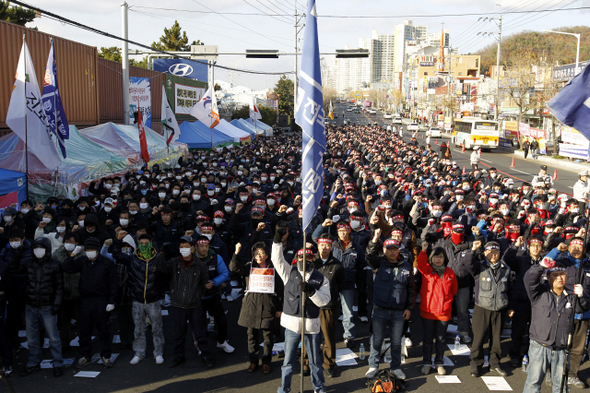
[510,168,534,176]
[479,158,492,163]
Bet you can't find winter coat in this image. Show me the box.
[62,252,118,304]
[18,238,63,308]
[416,251,458,321]
[313,254,346,310]
[156,255,208,309]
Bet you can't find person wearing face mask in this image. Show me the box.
[62,237,117,369]
[153,187,169,207]
[365,231,415,381]
[19,200,39,240]
[110,232,165,365]
[13,237,64,377]
[0,207,26,249]
[265,193,280,214]
[271,226,331,393]
[190,189,209,213]
[78,214,110,246]
[98,198,119,228]
[35,218,69,254]
[156,236,214,369]
[501,236,544,370]
[442,222,480,344]
[467,241,514,378]
[0,228,31,365]
[195,223,230,265]
[229,241,284,374]
[151,206,181,260]
[231,204,274,264]
[75,197,94,216]
[417,242,458,376]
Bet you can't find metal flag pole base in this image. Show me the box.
[0,372,16,393]
[300,230,307,393]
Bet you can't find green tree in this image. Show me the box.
[130,58,148,69]
[273,76,294,118]
[0,1,36,26]
[98,46,121,62]
[231,105,277,126]
[152,20,191,51]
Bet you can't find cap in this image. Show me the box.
[251,206,265,215]
[580,170,589,177]
[180,235,194,245]
[206,183,216,190]
[104,197,114,206]
[213,210,224,218]
[296,249,314,258]
[3,207,17,215]
[383,239,400,249]
[540,165,548,170]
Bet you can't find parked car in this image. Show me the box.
[407,123,419,131]
[393,117,402,124]
[384,113,392,119]
[426,127,442,138]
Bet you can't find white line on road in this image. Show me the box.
[479,158,492,163]
[510,168,534,176]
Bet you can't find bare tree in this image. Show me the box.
[502,53,537,135]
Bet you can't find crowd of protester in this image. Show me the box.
[0,122,589,393]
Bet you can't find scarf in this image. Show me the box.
[137,241,156,261]
[431,263,446,278]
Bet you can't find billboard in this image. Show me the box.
[164,74,208,118]
[153,58,209,82]
[129,77,151,127]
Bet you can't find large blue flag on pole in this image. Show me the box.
[295,0,326,232]
[42,38,69,158]
[548,63,590,146]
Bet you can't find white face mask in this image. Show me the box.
[201,178,207,183]
[500,209,510,216]
[179,247,192,257]
[64,243,76,252]
[192,194,201,201]
[215,187,221,193]
[214,218,223,225]
[489,198,498,205]
[261,177,268,182]
[9,241,21,249]
[571,208,580,214]
[140,203,149,210]
[42,217,52,224]
[21,208,30,214]
[432,210,443,218]
[78,220,85,227]
[104,206,112,213]
[456,195,464,201]
[105,183,112,189]
[158,192,166,199]
[86,251,98,260]
[56,226,66,233]
[220,182,227,188]
[207,190,215,196]
[130,209,138,215]
[3,216,12,223]
[203,233,213,240]
[33,248,46,259]
[120,219,129,226]
[165,184,170,189]
[172,189,180,196]
[270,176,276,182]
[350,220,361,230]
[267,199,275,206]
[240,196,248,203]
[224,206,233,213]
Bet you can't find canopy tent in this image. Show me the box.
[238,118,273,136]
[178,121,234,149]
[214,119,251,144]
[0,168,27,212]
[230,118,257,138]
[255,120,273,136]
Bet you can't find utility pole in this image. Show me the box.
[122,2,129,125]
[495,6,502,121]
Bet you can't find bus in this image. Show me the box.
[452,118,500,150]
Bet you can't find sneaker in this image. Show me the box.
[217,340,235,353]
[53,366,64,377]
[404,337,413,348]
[101,357,114,368]
[569,376,587,389]
[359,316,369,323]
[391,369,406,380]
[365,367,379,378]
[437,366,446,375]
[421,365,430,375]
[462,335,472,344]
[19,365,40,377]
[130,355,143,365]
[3,366,12,377]
[76,357,91,369]
[155,355,164,365]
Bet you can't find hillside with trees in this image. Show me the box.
[474,26,590,75]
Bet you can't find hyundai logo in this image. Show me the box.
[168,63,194,77]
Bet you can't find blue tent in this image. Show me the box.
[230,119,257,139]
[178,121,234,149]
[0,168,27,213]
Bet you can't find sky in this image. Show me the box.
[18,0,590,90]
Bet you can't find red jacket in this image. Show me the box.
[417,251,458,321]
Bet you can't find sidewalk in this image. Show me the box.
[511,149,590,173]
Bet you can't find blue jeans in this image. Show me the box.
[25,305,63,368]
[454,287,471,336]
[340,289,355,340]
[523,339,565,393]
[278,328,325,393]
[369,306,405,370]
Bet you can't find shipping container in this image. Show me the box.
[97,58,165,133]
[0,19,99,135]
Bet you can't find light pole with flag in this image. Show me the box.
[294,0,326,389]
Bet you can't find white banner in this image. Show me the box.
[561,128,589,148]
[174,83,205,115]
[559,143,589,160]
[248,268,275,294]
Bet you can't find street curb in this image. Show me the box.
[511,150,590,172]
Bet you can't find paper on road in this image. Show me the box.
[335,348,358,366]
[436,375,461,384]
[482,376,513,391]
[447,344,470,356]
[75,371,101,378]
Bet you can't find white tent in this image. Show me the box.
[214,119,251,143]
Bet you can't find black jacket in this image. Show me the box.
[156,255,208,309]
[62,253,118,304]
[313,254,346,310]
[18,238,63,308]
[525,264,590,349]
[110,239,165,304]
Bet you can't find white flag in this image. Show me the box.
[249,95,262,123]
[6,40,62,169]
[161,86,180,145]
[189,86,219,129]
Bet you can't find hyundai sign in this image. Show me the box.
[153,59,208,82]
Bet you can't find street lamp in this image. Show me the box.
[543,30,581,75]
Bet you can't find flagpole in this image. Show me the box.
[23,33,29,200]
[210,61,214,151]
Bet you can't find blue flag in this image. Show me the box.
[295,0,326,231]
[548,63,590,146]
[42,39,69,158]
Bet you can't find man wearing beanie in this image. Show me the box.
[63,237,118,369]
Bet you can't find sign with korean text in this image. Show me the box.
[174,83,205,115]
[129,77,151,127]
[248,268,275,294]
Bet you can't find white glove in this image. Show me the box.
[210,199,218,205]
[106,304,115,312]
[574,284,583,298]
[332,215,341,223]
[72,245,83,256]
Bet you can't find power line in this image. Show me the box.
[242,0,291,23]
[9,0,294,76]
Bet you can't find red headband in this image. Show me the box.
[337,223,350,230]
[392,215,404,220]
[570,239,584,246]
[528,238,543,245]
[383,239,400,248]
[196,239,209,245]
[296,249,314,257]
[318,238,333,245]
[452,224,464,230]
[201,225,213,231]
